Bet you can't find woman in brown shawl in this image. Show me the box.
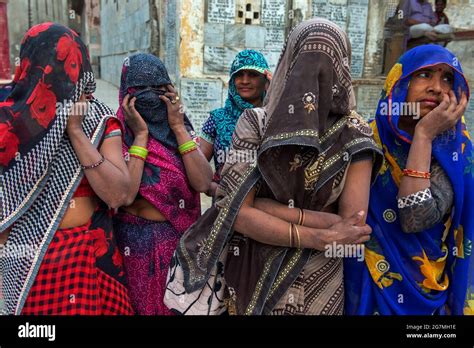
[173,18,383,315]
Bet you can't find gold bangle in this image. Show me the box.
[294,224,301,249]
[300,209,306,226]
[288,222,293,248]
[297,208,302,225]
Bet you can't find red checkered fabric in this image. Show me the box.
[22,220,134,315]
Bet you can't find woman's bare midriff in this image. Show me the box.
[122,197,167,222]
[59,196,99,229]
[0,197,99,242]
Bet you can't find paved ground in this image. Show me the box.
[94,79,213,213]
[94,78,120,112]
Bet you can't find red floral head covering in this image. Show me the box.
[0,23,115,314]
[1,22,95,167]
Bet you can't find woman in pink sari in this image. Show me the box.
[114,53,212,315]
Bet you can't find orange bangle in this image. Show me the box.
[402,169,431,179]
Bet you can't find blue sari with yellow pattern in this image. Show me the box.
[345,45,474,315]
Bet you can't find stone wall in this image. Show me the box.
[444,0,474,128]
[100,0,157,86]
[7,0,102,78]
[7,0,69,71]
[96,0,474,130]
[178,0,376,132]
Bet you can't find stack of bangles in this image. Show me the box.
[178,140,198,155]
[402,168,431,179]
[288,208,305,249]
[129,145,149,161]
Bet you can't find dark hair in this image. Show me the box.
[435,0,447,5]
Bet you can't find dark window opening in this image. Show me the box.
[238,10,244,18]
[246,4,251,11]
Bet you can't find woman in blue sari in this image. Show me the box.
[345,44,474,315]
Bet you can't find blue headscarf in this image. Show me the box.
[345,45,474,315]
[119,53,193,149]
[202,49,270,176]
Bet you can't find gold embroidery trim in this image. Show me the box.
[304,153,327,190]
[182,165,256,285]
[245,248,282,315]
[262,129,319,145]
[267,249,303,300]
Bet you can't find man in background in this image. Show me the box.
[434,0,450,25]
[401,0,453,41]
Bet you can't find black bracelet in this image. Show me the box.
[81,155,105,170]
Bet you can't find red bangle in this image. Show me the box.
[129,153,146,161]
[181,147,198,155]
[403,169,431,179]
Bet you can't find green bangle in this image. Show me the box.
[129,145,149,155]
[178,140,197,154]
[179,144,197,155]
[178,140,195,151]
[129,145,148,158]
[129,148,148,156]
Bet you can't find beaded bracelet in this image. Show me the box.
[402,169,431,179]
[81,155,105,170]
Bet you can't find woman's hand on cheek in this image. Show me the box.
[122,94,149,139]
[415,90,467,141]
[67,94,88,135]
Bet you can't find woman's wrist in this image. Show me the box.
[414,125,435,142]
[133,132,149,146]
[171,124,187,136]
[67,126,85,137]
[298,225,322,250]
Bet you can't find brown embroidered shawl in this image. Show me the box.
[177,18,383,315]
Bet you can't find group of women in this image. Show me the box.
[0,18,472,316]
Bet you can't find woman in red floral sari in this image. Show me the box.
[0,23,135,315]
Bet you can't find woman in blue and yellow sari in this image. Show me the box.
[345,44,474,315]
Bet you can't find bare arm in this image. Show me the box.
[338,159,373,225]
[234,187,371,250]
[406,18,423,26]
[120,94,149,206]
[195,127,220,197]
[396,91,466,232]
[253,198,342,228]
[67,125,130,209]
[200,138,214,162]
